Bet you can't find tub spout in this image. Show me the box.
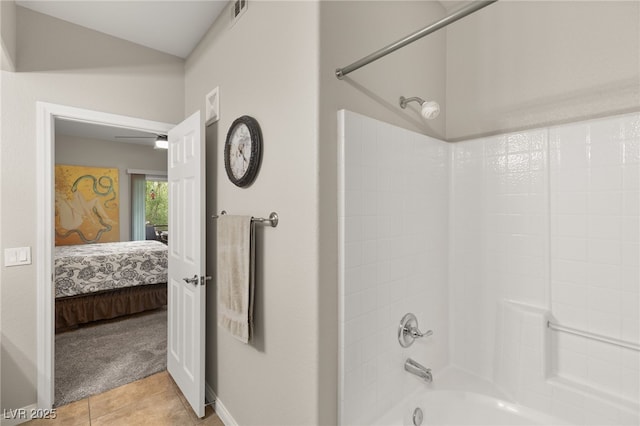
[404,358,432,383]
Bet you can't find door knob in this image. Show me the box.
[183,275,199,286]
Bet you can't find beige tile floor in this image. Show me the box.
[26,371,223,426]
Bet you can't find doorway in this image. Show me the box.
[36,102,174,409]
[53,116,170,406]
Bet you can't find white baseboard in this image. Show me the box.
[205,381,238,426]
[205,381,216,407]
[1,404,39,426]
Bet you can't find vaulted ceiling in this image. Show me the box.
[15,1,470,59]
[15,0,227,58]
[19,0,471,143]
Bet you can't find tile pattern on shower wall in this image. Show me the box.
[495,300,639,426]
[549,113,640,403]
[450,129,549,380]
[339,110,449,425]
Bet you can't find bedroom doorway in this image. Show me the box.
[52,116,171,407]
[37,103,208,417]
[36,102,174,408]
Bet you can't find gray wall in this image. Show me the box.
[55,135,168,242]
[0,1,15,410]
[0,7,183,410]
[0,0,16,71]
[318,2,447,423]
[184,2,321,424]
[446,1,640,141]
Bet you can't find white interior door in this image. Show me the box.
[167,110,206,418]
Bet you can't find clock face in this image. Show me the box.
[229,123,252,179]
[224,116,262,188]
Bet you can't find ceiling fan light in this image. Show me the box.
[154,135,168,150]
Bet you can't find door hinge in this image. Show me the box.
[201,276,212,286]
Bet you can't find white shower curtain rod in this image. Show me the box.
[335,0,498,80]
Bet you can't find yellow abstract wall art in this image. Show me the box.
[55,165,120,246]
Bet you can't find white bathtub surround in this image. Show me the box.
[451,112,640,425]
[549,115,640,401]
[341,111,639,426]
[450,128,550,380]
[338,110,450,425]
[494,301,639,425]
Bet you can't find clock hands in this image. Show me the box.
[237,141,249,166]
[225,117,261,188]
[230,140,249,178]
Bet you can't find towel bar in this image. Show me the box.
[212,211,279,228]
[547,321,640,352]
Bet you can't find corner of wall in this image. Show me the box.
[0,0,17,71]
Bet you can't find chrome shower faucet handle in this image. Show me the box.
[398,313,433,348]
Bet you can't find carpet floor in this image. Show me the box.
[54,307,167,407]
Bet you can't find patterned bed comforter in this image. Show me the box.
[54,241,168,298]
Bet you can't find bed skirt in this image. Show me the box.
[55,283,167,332]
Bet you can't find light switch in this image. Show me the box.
[4,249,17,265]
[4,247,31,266]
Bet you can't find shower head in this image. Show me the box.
[399,96,440,120]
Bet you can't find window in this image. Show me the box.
[129,171,168,241]
[146,180,168,233]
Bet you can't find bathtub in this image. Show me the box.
[373,390,570,426]
[371,368,570,426]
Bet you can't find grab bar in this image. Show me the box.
[547,321,640,352]
[212,210,279,228]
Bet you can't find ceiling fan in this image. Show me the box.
[114,134,168,149]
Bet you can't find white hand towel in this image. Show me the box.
[217,215,254,343]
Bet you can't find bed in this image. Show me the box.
[54,240,168,332]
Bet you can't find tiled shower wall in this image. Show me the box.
[451,113,640,418]
[549,116,639,402]
[338,110,449,425]
[450,129,549,379]
[340,110,638,424]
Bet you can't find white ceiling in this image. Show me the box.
[15,0,228,58]
[16,1,470,59]
[56,118,161,147]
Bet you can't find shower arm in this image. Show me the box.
[399,96,425,108]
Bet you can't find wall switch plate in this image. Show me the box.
[4,247,32,267]
[205,87,220,125]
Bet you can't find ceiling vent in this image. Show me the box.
[231,0,248,24]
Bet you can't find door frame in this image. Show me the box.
[36,102,174,409]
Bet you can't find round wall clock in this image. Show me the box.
[224,115,262,188]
